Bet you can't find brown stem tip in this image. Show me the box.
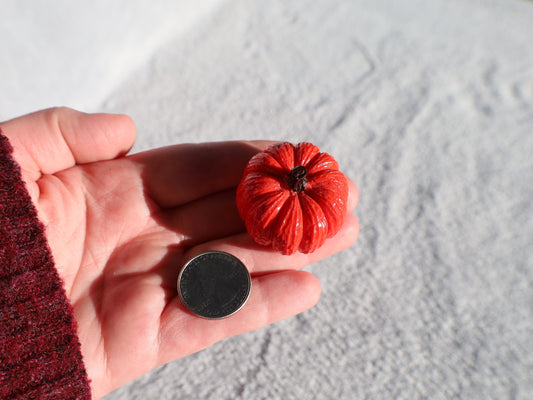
[287,165,307,192]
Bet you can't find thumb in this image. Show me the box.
[0,107,136,178]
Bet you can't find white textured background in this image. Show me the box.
[2,1,533,399]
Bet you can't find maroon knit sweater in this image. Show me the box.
[0,130,91,399]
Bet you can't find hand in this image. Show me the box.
[1,108,359,399]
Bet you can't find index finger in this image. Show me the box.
[131,140,274,208]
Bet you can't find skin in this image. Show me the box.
[1,107,359,399]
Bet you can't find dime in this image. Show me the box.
[178,251,251,319]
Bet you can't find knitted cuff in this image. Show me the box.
[0,130,91,399]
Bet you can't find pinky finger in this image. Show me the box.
[157,270,321,365]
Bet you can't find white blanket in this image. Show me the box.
[2,1,532,399]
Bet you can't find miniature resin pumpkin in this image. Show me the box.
[236,142,349,255]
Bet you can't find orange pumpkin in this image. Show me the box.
[236,142,349,255]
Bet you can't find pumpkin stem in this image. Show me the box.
[287,165,307,192]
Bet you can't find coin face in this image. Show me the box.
[178,251,251,319]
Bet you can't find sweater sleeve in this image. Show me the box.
[0,130,91,399]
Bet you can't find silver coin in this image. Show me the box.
[178,251,251,319]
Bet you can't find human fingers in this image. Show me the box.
[156,163,358,247]
[157,269,320,365]
[347,177,359,211]
[130,140,275,209]
[157,188,245,246]
[183,212,359,274]
[0,107,136,179]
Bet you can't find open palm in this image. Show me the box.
[2,108,359,399]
